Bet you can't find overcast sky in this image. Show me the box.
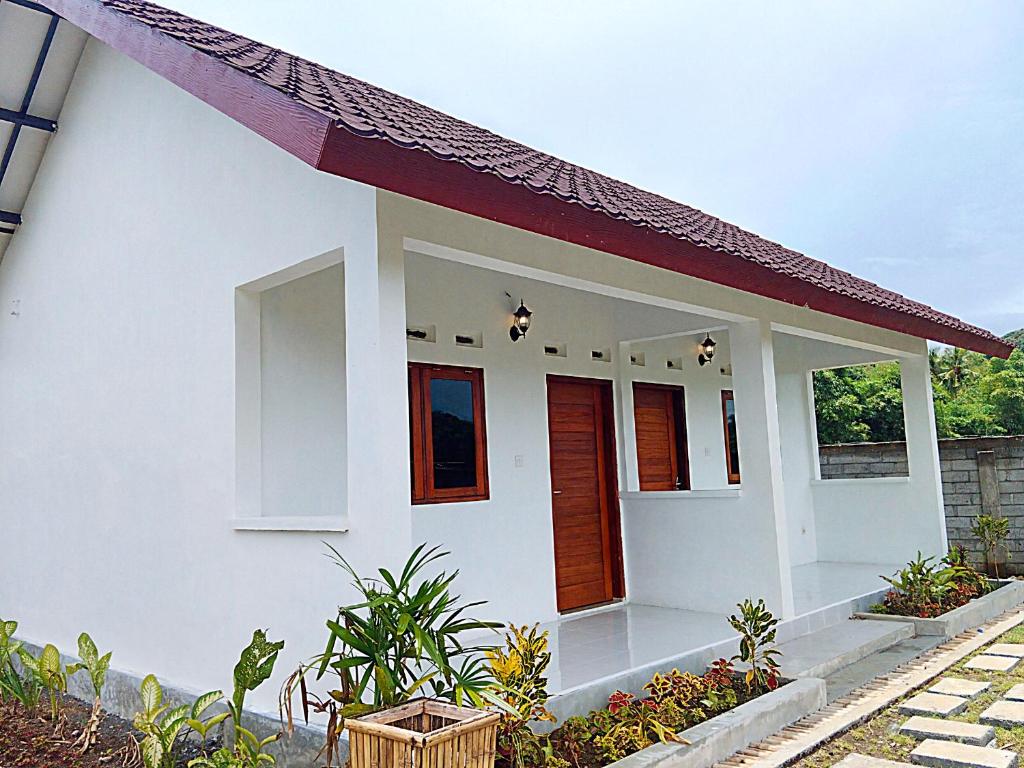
[169,0,1024,336]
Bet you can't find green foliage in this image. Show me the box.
[972,514,1012,578]
[0,620,41,711]
[66,632,112,701]
[281,544,501,767]
[18,643,68,720]
[813,336,1024,444]
[311,543,500,709]
[872,550,990,617]
[487,624,556,768]
[728,599,782,694]
[134,674,204,768]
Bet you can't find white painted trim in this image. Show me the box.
[404,238,751,324]
[622,325,730,345]
[620,489,742,500]
[238,247,345,292]
[805,370,823,481]
[769,320,915,359]
[231,516,350,532]
[810,477,910,487]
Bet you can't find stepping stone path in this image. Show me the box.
[900,692,970,717]
[980,700,1024,728]
[1004,684,1024,701]
[899,716,996,747]
[910,739,1018,768]
[929,678,992,700]
[818,643,1024,768]
[984,644,1024,658]
[965,655,1021,672]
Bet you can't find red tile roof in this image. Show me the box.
[45,0,1013,356]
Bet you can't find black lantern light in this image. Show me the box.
[509,300,532,342]
[698,334,717,366]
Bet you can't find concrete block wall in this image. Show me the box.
[819,436,1024,572]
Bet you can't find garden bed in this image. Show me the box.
[0,692,214,768]
[605,678,824,768]
[855,579,1024,638]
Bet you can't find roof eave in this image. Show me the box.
[39,0,331,166]
[318,123,1014,359]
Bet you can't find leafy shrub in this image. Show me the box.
[0,620,41,711]
[487,624,556,768]
[729,599,781,694]
[872,550,990,618]
[972,515,1012,578]
[66,632,113,753]
[134,674,215,768]
[281,544,501,767]
[18,643,68,720]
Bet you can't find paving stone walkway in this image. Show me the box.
[837,671,1024,768]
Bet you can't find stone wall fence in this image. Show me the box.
[818,435,1024,574]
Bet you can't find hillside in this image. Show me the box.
[1005,329,1024,349]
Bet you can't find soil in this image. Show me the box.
[0,693,218,768]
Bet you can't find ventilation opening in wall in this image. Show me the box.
[406,324,436,343]
[630,352,646,367]
[454,331,483,348]
[544,342,567,358]
[666,357,683,371]
[591,348,611,363]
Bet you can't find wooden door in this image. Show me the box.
[546,376,623,612]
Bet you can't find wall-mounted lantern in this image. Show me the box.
[697,334,717,366]
[509,299,532,342]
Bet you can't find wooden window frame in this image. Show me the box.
[409,363,489,504]
[632,382,691,491]
[721,390,741,485]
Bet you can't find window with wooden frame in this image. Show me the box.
[721,390,741,484]
[632,382,690,491]
[409,363,489,504]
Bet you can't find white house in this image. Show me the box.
[0,0,1014,729]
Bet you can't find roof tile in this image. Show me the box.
[96,0,1008,351]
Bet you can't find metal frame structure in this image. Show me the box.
[0,0,61,233]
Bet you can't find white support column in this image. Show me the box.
[728,319,796,618]
[900,348,948,556]
[617,340,640,492]
[344,197,413,563]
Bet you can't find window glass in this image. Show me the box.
[429,378,477,489]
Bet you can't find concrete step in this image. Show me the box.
[773,618,916,680]
[899,716,995,747]
[910,739,1018,768]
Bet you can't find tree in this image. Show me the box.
[813,330,1024,444]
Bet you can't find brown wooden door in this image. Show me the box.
[546,376,623,612]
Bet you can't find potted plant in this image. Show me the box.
[281,544,503,768]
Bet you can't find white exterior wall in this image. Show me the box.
[0,33,953,720]
[404,252,739,623]
[0,41,389,716]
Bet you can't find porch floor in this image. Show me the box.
[791,560,898,615]
[539,560,898,696]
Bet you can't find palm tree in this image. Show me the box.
[933,347,978,396]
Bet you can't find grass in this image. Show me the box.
[795,626,1024,768]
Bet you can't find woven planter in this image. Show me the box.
[347,698,500,768]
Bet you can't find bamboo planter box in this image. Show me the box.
[347,698,500,768]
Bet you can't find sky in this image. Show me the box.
[169,0,1024,336]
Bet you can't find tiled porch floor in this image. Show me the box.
[791,560,899,615]
[539,560,899,694]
